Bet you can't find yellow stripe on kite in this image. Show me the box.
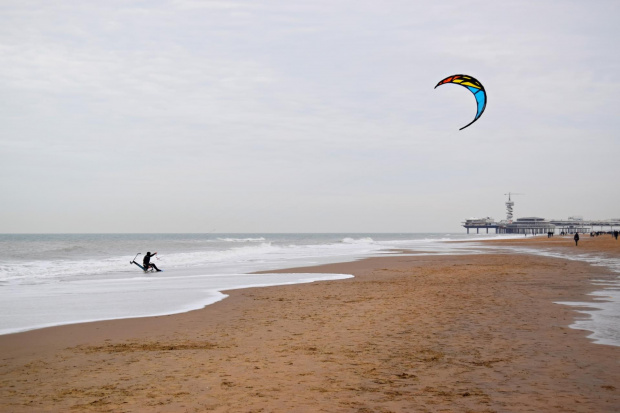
[459,81,480,89]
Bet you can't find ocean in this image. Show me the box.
[1,233,618,347]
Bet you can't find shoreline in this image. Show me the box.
[1,237,619,411]
[0,233,499,337]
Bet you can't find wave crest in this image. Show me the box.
[341,237,374,244]
[217,237,267,243]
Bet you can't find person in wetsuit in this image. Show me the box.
[143,251,162,272]
[574,233,579,246]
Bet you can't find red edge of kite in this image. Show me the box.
[435,75,464,88]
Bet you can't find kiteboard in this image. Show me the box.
[130,260,148,271]
[130,260,163,272]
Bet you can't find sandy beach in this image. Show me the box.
[1,236,619,412]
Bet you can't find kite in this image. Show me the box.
[435,74,487,130]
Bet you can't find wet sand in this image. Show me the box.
[1,236,619,412]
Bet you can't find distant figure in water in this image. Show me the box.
[143,251,162,272]
[574,233,579,246]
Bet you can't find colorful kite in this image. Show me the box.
[435,74,487,130]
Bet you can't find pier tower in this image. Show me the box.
[504,192,522,223]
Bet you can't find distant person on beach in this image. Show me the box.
[143,251,162,272]
[574,233,579,246]
[614,230,619,240]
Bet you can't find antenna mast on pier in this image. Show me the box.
[504,192,523,223]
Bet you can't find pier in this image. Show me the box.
[462,195,619,235]
[463,217,555,235]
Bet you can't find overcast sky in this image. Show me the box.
[1,0,618,233]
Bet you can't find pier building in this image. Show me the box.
[501,217,555,235]
[463,217,498,234]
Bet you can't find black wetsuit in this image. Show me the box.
[143,253,161,272]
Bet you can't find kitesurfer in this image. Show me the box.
[143,251,162,272]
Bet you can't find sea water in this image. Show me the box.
[0,233,491,335]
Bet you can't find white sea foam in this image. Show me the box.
[341,237,374,244]
[0,272,352,335]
